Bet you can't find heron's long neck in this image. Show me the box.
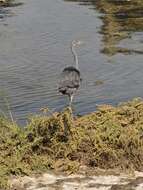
[71,44,79,70]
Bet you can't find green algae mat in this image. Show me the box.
[1,98,143,189]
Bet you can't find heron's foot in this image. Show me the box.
[63,106,73,117]
[66,106,73,113]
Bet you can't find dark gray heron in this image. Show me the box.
[58,40,82,106]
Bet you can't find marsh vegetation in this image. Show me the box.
[1,98,143,189]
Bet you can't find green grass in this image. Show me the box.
[1,98,143,189]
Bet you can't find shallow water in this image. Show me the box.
[0,0,143,124]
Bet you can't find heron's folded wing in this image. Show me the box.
[60,70,80,88]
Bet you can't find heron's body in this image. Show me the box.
[58,40,81,106]
[59,66,80,95]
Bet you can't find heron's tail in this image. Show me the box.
[58,86,67,95]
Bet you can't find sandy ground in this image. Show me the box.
[10,170,143,190]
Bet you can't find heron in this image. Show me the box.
[58,40,82,106]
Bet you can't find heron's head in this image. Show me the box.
[72,40,83,47]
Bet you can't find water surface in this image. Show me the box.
[0,0,143,124]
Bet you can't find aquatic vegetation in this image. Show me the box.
[65,0,143,56]
[0,0,23,7]
[96,0,143,56]
[0,0,13,5]
[1,98,143,188]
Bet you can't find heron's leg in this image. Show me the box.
[69,94,74,107]
[68,95,74,124]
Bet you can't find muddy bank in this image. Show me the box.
[1,98,143,189]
